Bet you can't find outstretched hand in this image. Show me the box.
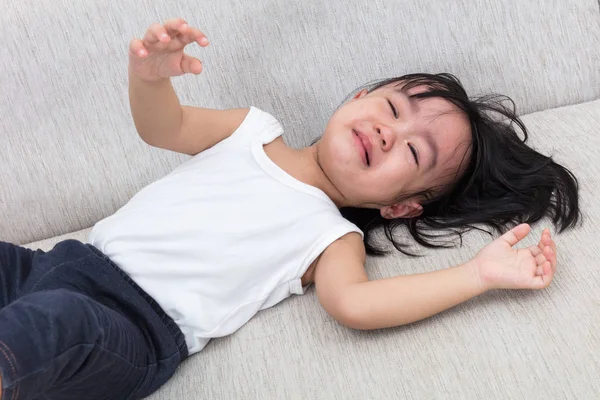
[129,18,209,82]
[471,223,557,290]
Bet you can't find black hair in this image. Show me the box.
[326,73,582,257]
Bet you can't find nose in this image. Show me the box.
[373,123,396,152]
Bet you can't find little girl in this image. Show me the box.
[0,18,580,400]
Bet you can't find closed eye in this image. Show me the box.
[408,142,419,165]
[387,99,398,118]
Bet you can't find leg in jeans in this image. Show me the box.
[0,289,151,399]
[0,241,36,309]
[0,241,173,400]
[0,240,18,399]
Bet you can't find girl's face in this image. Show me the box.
[317,83,472,219]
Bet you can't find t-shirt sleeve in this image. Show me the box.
[211,106,284,152]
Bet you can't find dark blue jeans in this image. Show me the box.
[0,239,188,400]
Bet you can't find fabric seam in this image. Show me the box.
[251,140,338,209]
[85,245,188,360]
[0,339,19,400]
[28,255,94,292]
[296,224,363,280]
[4,341,175,392]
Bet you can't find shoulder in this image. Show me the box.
[154,107,251,156]
[313,232,367,287]
[312,232,368,323]
[322,232,366,264]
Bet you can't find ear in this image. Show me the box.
[353,89,369,100]
[380,201,423,219]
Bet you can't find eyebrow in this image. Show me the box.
[392,86,418,112]
[392,86,439,171]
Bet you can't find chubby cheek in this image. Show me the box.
[374,167,411,200]
[322,127,356,166]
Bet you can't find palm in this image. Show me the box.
[472,224,557,290]
[139,47,185,79]
[476,241,536,288]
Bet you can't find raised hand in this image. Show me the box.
[128,18,209,82]
[471,223,557,290]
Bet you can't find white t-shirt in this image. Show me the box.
[88,107,363,354]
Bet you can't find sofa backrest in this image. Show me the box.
[1,0,599,244]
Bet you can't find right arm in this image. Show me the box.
[128,18,248,156]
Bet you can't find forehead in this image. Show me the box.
[375,82,470,131]
[377,81,440,98]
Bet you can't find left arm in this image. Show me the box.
[341,262,484,330]
[314,224,556,331]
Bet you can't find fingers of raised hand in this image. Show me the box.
[129,38,147,58]
[144,23,170,47]
[141,20,208,51]
[177,24,209,46]
[161,19,209,48]
[164,18,188,35]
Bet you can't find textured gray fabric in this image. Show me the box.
[22,100,600,399]
[4,0,600,398]
[1,0,599,244]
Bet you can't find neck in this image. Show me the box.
[296,144,349,208]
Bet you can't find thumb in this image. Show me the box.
[181,53,203,75]
[499,223,530,247]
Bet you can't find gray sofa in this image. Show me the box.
[2,0,599,399]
